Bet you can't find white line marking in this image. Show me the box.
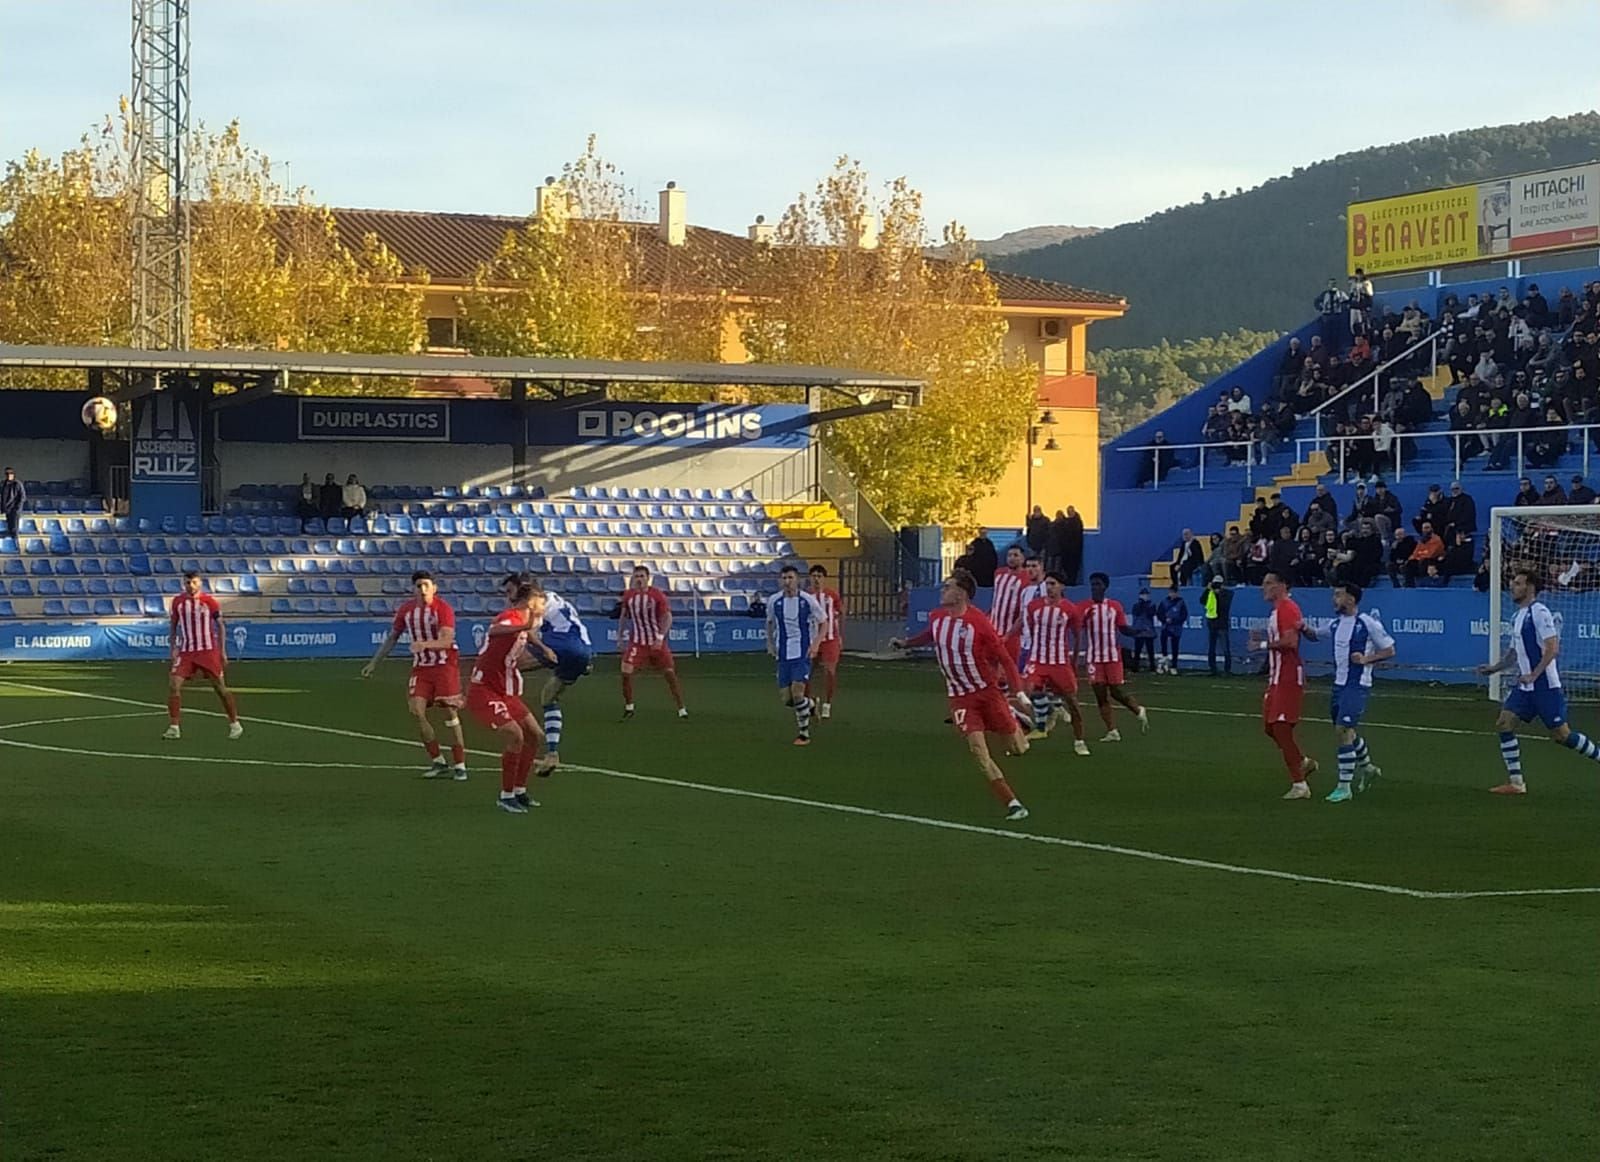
[2,679,1596,902]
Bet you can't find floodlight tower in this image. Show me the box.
[130,0,191,351]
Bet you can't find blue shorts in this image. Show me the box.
[777,657,812,688]
[1330,684,1369,728]
[545,640,592,685]
[1504,685,1568,730]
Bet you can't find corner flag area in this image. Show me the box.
[2,657,1596,1159]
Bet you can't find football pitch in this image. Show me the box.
[1,656,1596,1160]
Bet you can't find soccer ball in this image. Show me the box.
[81,396,118,432]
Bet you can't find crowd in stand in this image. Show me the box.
[295,472,370,527]
[1172,278,1600,480]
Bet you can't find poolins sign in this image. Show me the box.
[538,403,811,449]
[131,392,200,483]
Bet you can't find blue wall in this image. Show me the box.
[1084,486,1257,577]
[1374,262,1600,322]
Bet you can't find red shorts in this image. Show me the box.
[624,641,675,671]
[1026,662,1078,697]
[816,638,842,665]
[948,687,1018,736]
[408,663,461,706]
[171,650,224,681]
[467,687,531,731]
[1263,683,1304,728]
[1087,659,1125,687]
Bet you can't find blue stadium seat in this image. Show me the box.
[213,577,237,595]
[458,518,479,535]
[304,518,325,535]
[309,578,332,595]
[324,559,346,575]
[205,516,228,535]
[182,517,203,535]
[347,517,369,535]
[55,559,78,577]
[334,579,357,596]
[272,518,297,535]
[274,559,298,574]
[347,559,370,575]
[344,598,368,615]
[237,576,260,595]
[142,596,166,616]
[1,558,20,577]
[42,599,66,617]
[112,578,135,595]
[87,578,111,596]
[270,598,292,614]
[66,599,91,616]
[117,598,142,616]
[8,579,31,596]
[301,559,321,575]
[315,598,339,615]
[61,579,85,596]
[91,598,115,617]
[460,595,487,614]
[79,558,103,576]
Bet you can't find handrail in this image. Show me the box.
[1295,420,1598,485]
[1117,439,1255,490]
[1308,327,1440,441]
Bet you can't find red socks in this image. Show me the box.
[515,745,536,786]
[622,674,635,704]
[424,739,441,760]
[988,778,1018,805]
[167,694,181,725]
[450,743,465,765]
[499,751,518,794]
[1269,722,1304,778]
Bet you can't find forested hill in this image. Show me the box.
[995,113,1600,348]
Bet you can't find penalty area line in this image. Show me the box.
[2,679,1597,903]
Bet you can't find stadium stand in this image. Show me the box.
[0,481,797,620]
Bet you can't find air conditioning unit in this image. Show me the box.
[1038,318,1066,341]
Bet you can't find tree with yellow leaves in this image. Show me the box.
[0,114,424,390]
[741,159,1039,528]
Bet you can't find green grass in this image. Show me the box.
[1,657,1596,1160]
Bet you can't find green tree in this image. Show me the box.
[741,158,1039,528]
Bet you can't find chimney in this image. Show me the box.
[536,176,569,231]
[747,214,775,245]
[856,211,879,251]
[658,181,686,246]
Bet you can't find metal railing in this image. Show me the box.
[734,447,819,505]
[1296,420,1600,483]
[1117,440,1256,489]
[1309,327,1440,442]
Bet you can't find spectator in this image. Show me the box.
[1443,529,1476,578]
[1156,584,1188,673]
[1307,482,1338,524]
[1402,521,1445,587]
[1025,506,1050,557]
[1264,492,1298,541]
[966,530,999,587]
[1413,484,1447,536]
[341,473,368,520]
[1304,496,1335,540]
[1226,385,1251,415]
[1291,371,1325,416]
[1399,301,1427,339]
[1268,524,1299,580]
[1528,409,1569,469]
[1570,475,1597,505]
[1203,576,1233,676]
[1540,474,1569,506]
[1443,481,1478,539]
[1293,527,1322,588]
[1348,268,1373,337]
[1342,482,1371,533]
[1220,525,1247,584]
[1387,527,1418,587]
[1557,286,1578,328]
[1139,430,1174,487]
[1450,399,1485,462]
[1057,506,1084,586]
[1418,561,1448,588]
[1315,281,1347,346]
[295,472,319,527]
[1245,533,1270,585]
[1372,481,1402,542]
[318,472,342,519]
[1316,528,1344,587]
[0,467,24,545]
[1127,587,1158,672]
[1474,347,1500,386]
[1172,527,1206,586]
[1342,518,1383,588]
[1525,283,1550,328]
[1276,338,1305,398]
[1202,534,1228,587]
[1512,477,1540,507]
[1397,378,1434,429]
[1247,497,1270,540]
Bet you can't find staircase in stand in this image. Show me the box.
[765,500,859,562]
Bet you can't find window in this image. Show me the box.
[425,316,459,349]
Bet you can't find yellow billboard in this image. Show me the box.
[1347,185,1476,276]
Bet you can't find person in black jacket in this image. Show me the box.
[1058,506,1085,585]
[1412,483,1447,536]
[1442,481,1478,540]
[1371,481,1402,543]
[1025,506,1050,558]
[1569,476,1597,506]
[318,472,342,519]
[0,467,25,545]
[966,531,998,588]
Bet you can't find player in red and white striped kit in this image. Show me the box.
[1251,571,1320,799]
[989,544,1028,663]
[1020,571,1089,755]
[891,568,1031,820]
[619,564,687,720]
[806,563,844,720]
[467,572,548,814]
[164,571,242,740]
[1077,572,1149,742]
[362,570,468,779]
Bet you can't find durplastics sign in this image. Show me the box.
[1348,162,1600,276]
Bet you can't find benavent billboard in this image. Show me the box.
[1347,161,1600,276]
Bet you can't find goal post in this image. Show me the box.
[1488,504,1600,704]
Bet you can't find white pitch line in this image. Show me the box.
[2,679,1597,902]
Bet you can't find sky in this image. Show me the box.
[1,0,1597,239]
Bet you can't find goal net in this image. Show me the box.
[1488,504,1600,703]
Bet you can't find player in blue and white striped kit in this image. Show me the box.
[1477,567,1600,794]
[1324,582,1396,803]
[525,585,593,776]
[766,564,826,746]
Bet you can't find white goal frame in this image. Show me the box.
[1487,503,1600,703]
